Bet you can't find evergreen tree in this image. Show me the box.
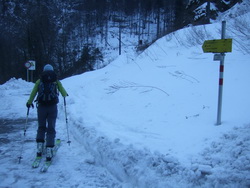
[0,0,243,84]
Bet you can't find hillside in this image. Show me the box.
[0,0,243,84]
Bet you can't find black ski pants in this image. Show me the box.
[36,104,58,147]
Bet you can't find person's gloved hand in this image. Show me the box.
[26,102,34,108]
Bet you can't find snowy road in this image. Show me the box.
[0,118,121,188]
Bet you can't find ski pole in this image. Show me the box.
[64,97,71,146]
[24,107,30,136]
[18,107,30,163]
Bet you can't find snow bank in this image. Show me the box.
[191,124,250,187]
[0,78,35,119]
[61,6,250,186]
[69,119,250,187]
[70,120,189,188]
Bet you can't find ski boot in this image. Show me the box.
[37,142,44,157]
[46,147,54,161]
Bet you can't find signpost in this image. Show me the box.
[24,60,36,82]
[202,39,232,53]
[213,54,222,61]
[202,21,233,125]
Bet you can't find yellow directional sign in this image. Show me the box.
[202,39,232,53]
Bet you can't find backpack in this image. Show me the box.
[37,71,59,105]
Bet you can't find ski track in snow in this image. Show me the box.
[0,119,121,188]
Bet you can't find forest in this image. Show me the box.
[0,0,240,84]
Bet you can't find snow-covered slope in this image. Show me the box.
[0,1,249,187]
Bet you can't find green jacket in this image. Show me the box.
[27,79,68,105]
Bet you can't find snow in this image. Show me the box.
[216,0,250,21]
[194,2,218,21]
[0,1,250,187]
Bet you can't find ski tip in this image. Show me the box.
[40,161,51,173]
[40,167,47,173]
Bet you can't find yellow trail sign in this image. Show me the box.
[202,39,232,53]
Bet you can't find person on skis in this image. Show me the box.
[26,64,68,162]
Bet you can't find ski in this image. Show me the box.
[32,156,42,168]
[40,139,61,173]
[40,161,52,173]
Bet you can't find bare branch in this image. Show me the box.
[106,81,169,96]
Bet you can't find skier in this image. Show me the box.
[26,64,68,162]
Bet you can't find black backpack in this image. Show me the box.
[37,71,59,105]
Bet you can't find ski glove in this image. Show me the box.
[26,102,34,109]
